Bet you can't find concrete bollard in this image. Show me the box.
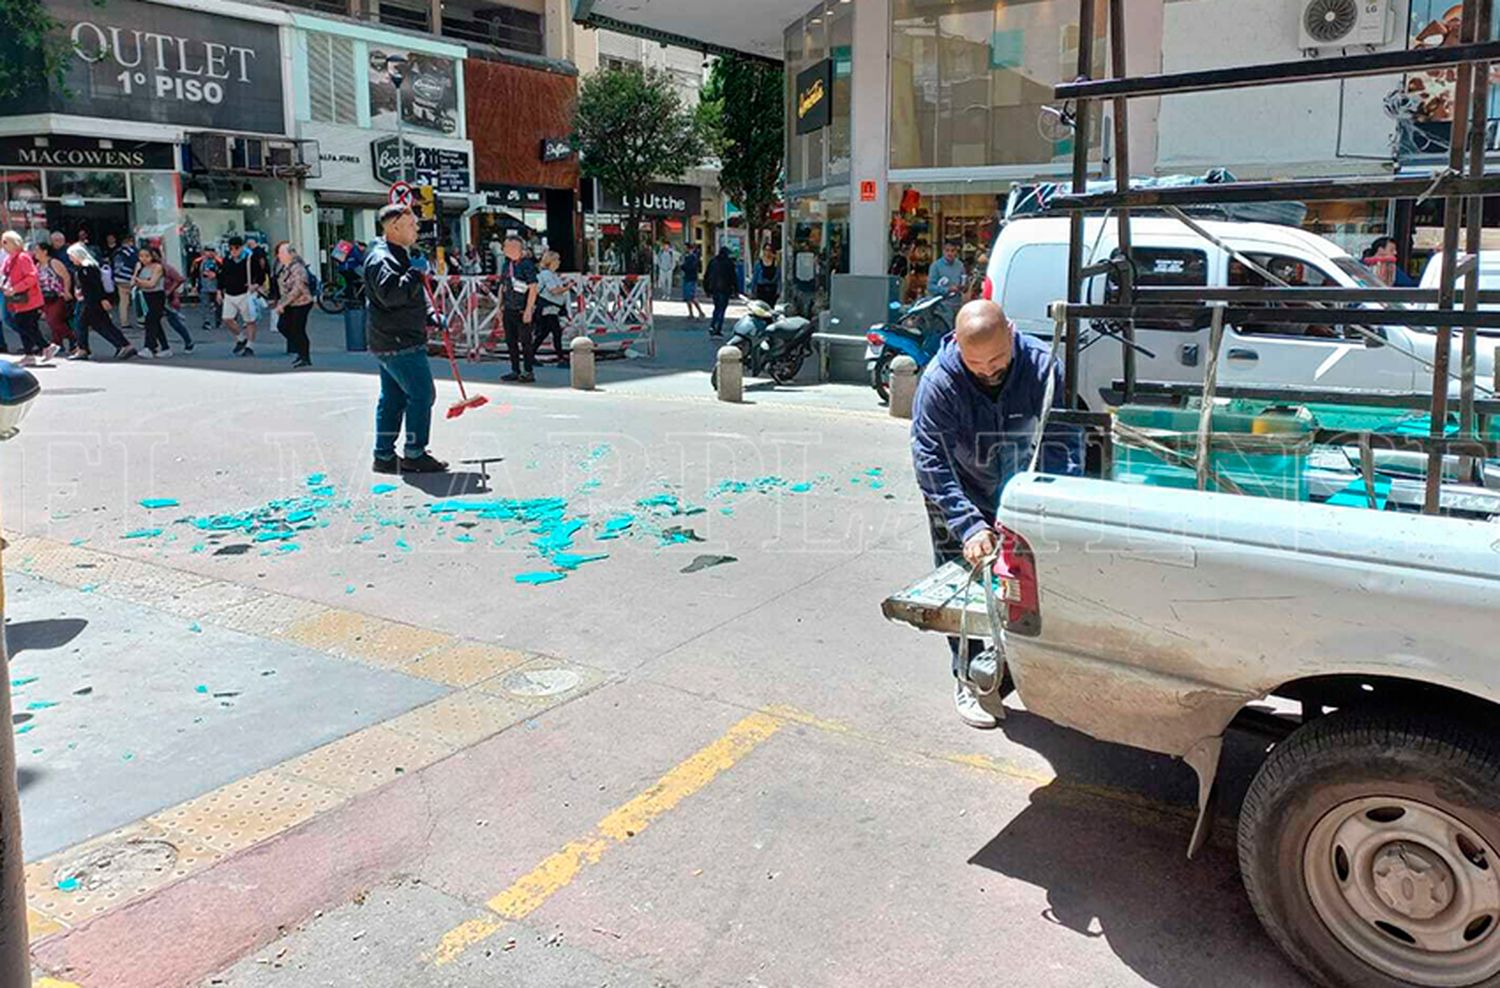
[888,355,919,419]
[569,336,596,391]
[716,345,744,403]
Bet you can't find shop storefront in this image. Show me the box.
[291,20,474,278]
[1,0,297,273]
[465,55,581,270]
[581,181,704,273]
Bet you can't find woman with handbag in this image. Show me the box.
[0,232,55,365]
[133,246,170,358]
[272,241,315,368]
[530,250,569,367]
[68,244,136,361]
[33,241,77,354]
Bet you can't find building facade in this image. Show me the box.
[0,0,307,274]
[289,15,475,278]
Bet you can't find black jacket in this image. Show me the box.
[76,264,110,308]
[364,238,435,353]
[705,252,736,295]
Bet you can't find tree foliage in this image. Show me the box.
[574,64,704,275]
[698,57,784,252]
[0,0,94,103]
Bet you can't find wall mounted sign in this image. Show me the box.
[484,185,545,207]
[370,136,471,193]
[540,137,574,162]
[15,0,285,134]
[795,58,833,135]
[587,181,701,218]
[0,135,176,170]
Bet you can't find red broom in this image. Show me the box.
[427,278,488,419]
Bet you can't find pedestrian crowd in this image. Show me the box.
[0,228,319,368]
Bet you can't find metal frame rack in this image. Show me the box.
[1047,0,1500,514]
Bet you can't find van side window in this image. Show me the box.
[1230,253,1343,339]
[1104,247,1209,330]
[1000,243,1070,334]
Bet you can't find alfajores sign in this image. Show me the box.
[0,135,176,170]
[795,59,833,135]
[11,0,285,135]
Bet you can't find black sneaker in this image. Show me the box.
[500,372,521,382]
[184,342,195,353]
[233,339,246,354]
[239,346,254,358]
[292,357,311,368]
[518,372,536,383]
[372,456,399,475]
[398,453,449,474]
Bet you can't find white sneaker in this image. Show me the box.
[954,679,1000,730]
[158,348,173,359]
[40,343,60,363]
[140,350,155,360]
[17,355,36,367]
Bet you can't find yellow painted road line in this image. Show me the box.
[432,710,782,966]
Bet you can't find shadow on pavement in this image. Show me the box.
[6,618,88,657]
[16,767,41,792]
[400,470,490,497]
[966,710,1303,986]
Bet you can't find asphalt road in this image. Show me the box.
[5,315,1309,988]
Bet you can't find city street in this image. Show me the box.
[6,314,1306,988]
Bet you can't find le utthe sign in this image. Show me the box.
[23,0,286,135]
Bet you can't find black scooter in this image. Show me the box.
[710,300,816,389]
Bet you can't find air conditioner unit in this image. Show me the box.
[187,134,321,179]
[1299,0,1392,53]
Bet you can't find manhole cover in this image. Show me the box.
[56,838,179,892]
[499,668,580,698]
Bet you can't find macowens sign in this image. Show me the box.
[0,136,177,170]
[22,0,285,135]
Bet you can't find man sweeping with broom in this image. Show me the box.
[367,203,450,475]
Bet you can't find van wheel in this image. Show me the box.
[1238,707,1500,988]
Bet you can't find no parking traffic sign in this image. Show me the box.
[388,181,414,207]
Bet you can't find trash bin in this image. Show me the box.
[342,307,367,352]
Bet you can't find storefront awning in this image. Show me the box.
[572,0,794,63]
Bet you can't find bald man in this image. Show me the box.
[911,299,1082,729]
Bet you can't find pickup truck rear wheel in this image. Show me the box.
[1238,708,1500,988]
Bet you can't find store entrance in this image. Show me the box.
[46,202,130,247]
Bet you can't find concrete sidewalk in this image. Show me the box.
[5,351,1306,988]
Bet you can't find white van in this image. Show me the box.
[984,216,1496,410]
[1418,251,1500,311]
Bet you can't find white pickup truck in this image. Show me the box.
[887,474,1500,988]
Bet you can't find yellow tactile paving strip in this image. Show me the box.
[5,531,610,945]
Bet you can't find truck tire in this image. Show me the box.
[1238,707,1500,988]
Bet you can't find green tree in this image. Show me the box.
[574,64,704,275]
[698,57,784,258]
[0,0,99,103]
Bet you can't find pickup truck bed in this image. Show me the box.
[884,474,1500,988]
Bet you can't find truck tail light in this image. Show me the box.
[994,524,1041,637]
[981,276,994,301]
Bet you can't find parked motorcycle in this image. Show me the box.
[864,292,961,403]
[710,300,816,389]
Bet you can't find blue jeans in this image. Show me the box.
[163,304,193,347]
[374,346,435,461]
[926,500,988,678]
[710,293,730,334]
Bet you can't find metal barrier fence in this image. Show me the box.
[427,273,654,359]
